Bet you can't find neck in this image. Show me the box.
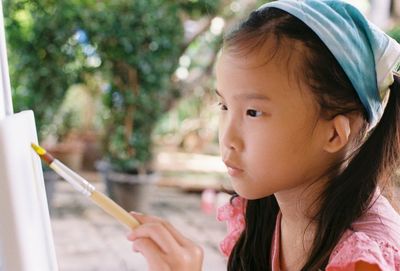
[274,179,327,270]
[275,181,323,229]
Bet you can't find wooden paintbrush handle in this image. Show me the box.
[90,190,140,229]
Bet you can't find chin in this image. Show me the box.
[234,188,273,200]
[230,177,275,199]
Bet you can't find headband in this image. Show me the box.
[258,0,400,126]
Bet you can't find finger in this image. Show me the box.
[130,212,191,246]
[132,238,169,271]
[129,222,181,254]
[158,220,192,247]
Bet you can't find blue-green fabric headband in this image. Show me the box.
[258,0,400,126]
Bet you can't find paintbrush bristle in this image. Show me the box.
[31,143,54,165]
[31,143,46,155]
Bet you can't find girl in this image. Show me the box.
[127,0,400,270]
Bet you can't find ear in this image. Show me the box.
[323,115,351,153]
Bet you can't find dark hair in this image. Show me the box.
[224,8,400,271]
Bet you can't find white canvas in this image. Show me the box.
[0,110,58,271]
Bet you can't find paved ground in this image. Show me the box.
[49,179,228,271]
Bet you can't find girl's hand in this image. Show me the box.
[127,212,204,271]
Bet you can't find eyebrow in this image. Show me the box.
[215,89,270,101]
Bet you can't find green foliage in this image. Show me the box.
[81,0,184,172]
[5,0,221,173]
[177,0,221,18]
[4,0,87,133]
[388,26,400,43]
[253,0,276,8]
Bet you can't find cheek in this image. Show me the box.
[248,125,304,155]
[217,119,225,152]
[246,125,315,177]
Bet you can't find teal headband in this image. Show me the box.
[258,0,400,126]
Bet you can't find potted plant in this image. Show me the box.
[83,0,184,212]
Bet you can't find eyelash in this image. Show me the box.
[217,102,263,117]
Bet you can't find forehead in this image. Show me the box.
[215,44,319,112]
[215,49,297,95]
[217,37,309,85]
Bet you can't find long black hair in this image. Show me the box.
[223,8,400,271]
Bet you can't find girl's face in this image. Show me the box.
[216,49,331,199]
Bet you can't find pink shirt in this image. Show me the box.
[217,195,400,270]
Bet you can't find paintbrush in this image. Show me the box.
[31,143,140,229]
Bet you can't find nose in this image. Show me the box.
[219,116,243,152]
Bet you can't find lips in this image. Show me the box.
[223,160,244,177]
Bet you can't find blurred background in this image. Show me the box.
[3,0,400,270]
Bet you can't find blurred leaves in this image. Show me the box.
[4,0,222,172]
[4,0,87,132]
[177,0,221,18]
[387,26,400,43]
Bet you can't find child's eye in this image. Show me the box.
[217,102,228,111]
[246,109,263,117]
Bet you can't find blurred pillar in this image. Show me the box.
[393,0,400,18]
[370,0,391,29]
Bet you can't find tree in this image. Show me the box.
[4,0,87,134]
[5,0,222,173]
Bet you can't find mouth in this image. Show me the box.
[223,161,244,177]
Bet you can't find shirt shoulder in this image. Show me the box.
[326,231,400,271]
[351,195,400,244]
[327,195,400,271]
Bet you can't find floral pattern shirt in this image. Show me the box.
[217,195,400,270]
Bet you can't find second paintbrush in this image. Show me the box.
[31,143,140,229]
